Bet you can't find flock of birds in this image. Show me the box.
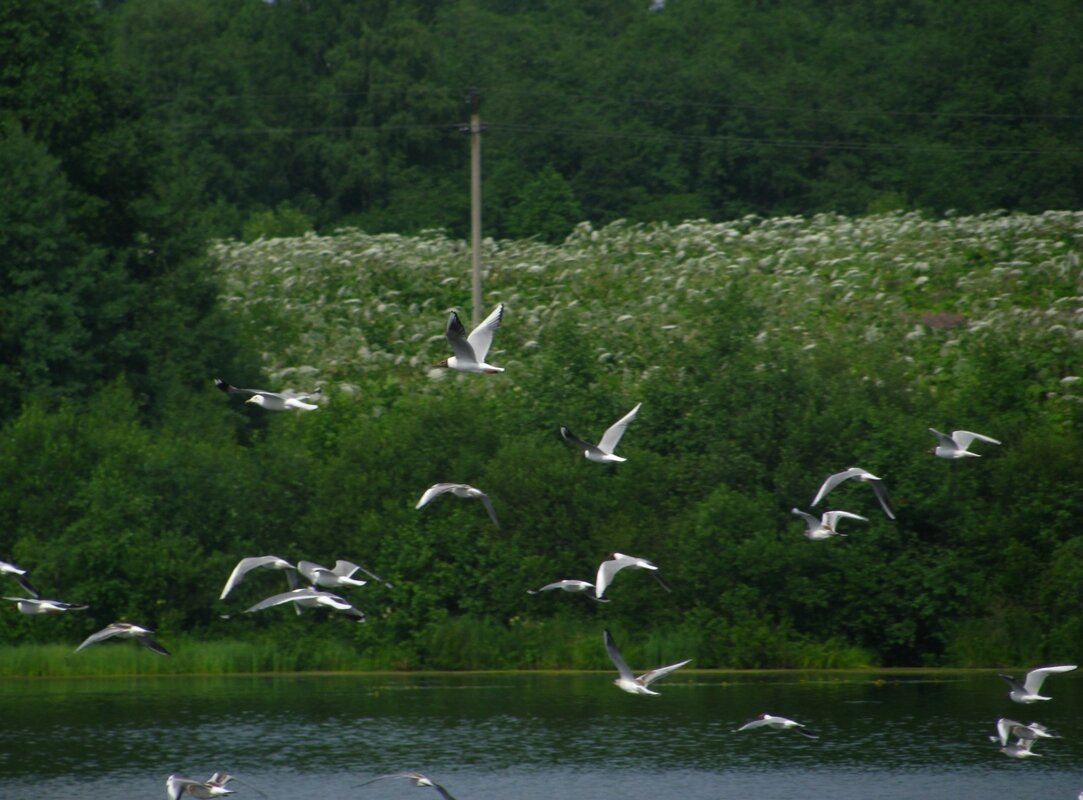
[3,302,1077,798]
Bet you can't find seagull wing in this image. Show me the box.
[1023,665,1077,695]
[75,623,127,652]
[220,556,293,600]
[868,478,896,519]
[996,718,1024,747]
[595,555,633,599]
[136,633,171,656]
[168,776,199,800]
[603,629,636,681]
[639,658,692,687]
[597,403,641,455]
[477,492,500,528]
[332,560,361,579]
[560,426,601,455]
[444,312,478,366]
[952,430,1001,449]
[14,573,41,599]
[928,428,955,448]
[791,508,821,532]
[822,510,868,528]
[214,379,282,399]
[244,588,323,613]
[465,303,504,363]
[812,468,863,506]
[735,717,770,732]
[416,484,459,509]
[344,561,393,588]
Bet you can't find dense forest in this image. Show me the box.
[1,0,1081,671]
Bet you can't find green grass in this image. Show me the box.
[0,617,877,676]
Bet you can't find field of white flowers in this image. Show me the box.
[213,210,1082,405]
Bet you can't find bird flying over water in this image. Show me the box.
[928,428,1001,459]
[214,378,320,410]
[603,629,690,696]
[75,622,170,655]
[166,774,235,800]
[734,713,819,738]
[416,483,500,528]
[812,467,895,520]
[999,665,1077,703]
[355,772,458,800]
[435,304,505,373]
[560,403,642,463]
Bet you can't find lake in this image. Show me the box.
[2,670,1080,800]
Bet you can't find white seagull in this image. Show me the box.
[560,403,642,463]
[355,772,458,800]
[75,622,170,655]
[219,556,299,600]
[812,467,895,520]
[4,596,88,615]
[595,552,670,600]
[166,775,235,800]
[214,378,320,411]
[735,713,819,738]
[1,559,40,598]
[991,718,1058,747]
[791,508,867,540]
[527,579,608,601]
[243,587,365,622]
[297,560,370,590]
[435,304,505,373]
[999,736,1042,759]
[416,483,500,528]
[603,629,690,696]
[928,428,1001,458]
[999,664,1077,703]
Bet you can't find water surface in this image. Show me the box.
[2,671,1080,799]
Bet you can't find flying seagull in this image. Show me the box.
[416,483,500,528]
[991,718,1058,747]
[734,713,819,738]
[214,378,320,411]
[4,596,88,615]
[1,559,40,598]
[595,552,670,600]
[527,579,608,601]
[75,622,170,655]
[999,664,1077,703]
[297,560,371,590]
[560,403,642,463]
[219,556,299,600]
[435,304,505,373]
[812,467,895,520]
[928,428,1001,459]
[166,774,235,800]
[603,629,690,696]
[243,587,365,622]
[999,736,1042,759]
[355,772,458,800]
[791,508,867,540]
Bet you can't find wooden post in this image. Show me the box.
[468,90,482,328]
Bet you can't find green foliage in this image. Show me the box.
[3,212,1080,671]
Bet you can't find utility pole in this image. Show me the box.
[467,89,483,328]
